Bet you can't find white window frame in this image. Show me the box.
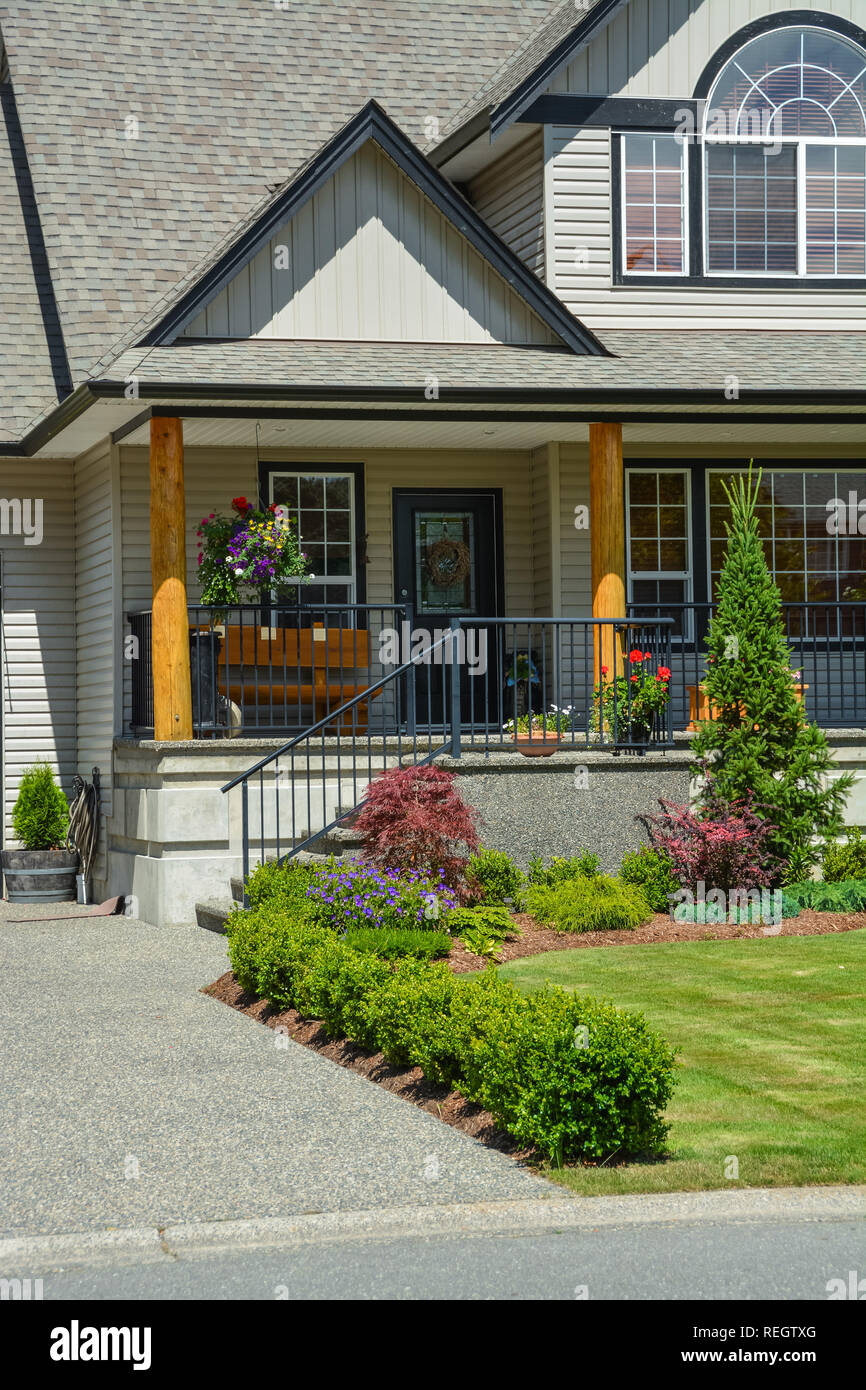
[268,468,357,603]
[626,467,694,640]
[702,25,866,279]
[620,133,690,277]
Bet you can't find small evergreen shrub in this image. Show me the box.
[619,846,680,912]
[465,847,524,905]
[526,851,600,887]
[224,904,677,1165]
[822,829,866,883]
[244,859,318,911]
[344,928,451,960]
[355,765,479,891]
[526,874,651,933]
[11,762,69,851]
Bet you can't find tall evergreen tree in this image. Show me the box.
[692,464,852,881]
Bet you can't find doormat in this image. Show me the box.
[3,896,125,922]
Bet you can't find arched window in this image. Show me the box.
[704,25,866,275]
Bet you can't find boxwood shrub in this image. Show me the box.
[619,846,680,913]
[225,904,677,1165]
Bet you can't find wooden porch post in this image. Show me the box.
[150,417,192,740]
[589,421,626,682]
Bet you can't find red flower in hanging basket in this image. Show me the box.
[231,496,251,514]
[629,649,644,663]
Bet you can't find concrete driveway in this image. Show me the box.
[0,910,551,1240]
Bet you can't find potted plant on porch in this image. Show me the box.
[504,704,576,756]
[593,650,671,751]
[1,762,79,903]
[192,496,311,727]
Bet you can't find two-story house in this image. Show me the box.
[1,1,863,925]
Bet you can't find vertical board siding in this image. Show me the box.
[530,447,553,615]
[544,0,865,328]
[180,144,556,345]
[559,444,592,615]
[73,442,116,885]
[547,0,858,96]
[466,130,546,280]
[0,459,76,841]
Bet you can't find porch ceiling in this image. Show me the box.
[112,413,866,453]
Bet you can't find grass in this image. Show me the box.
[499,931,866,1196]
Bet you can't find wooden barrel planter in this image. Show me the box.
[1,849,80,903]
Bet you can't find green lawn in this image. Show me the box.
[499,931,866,1196]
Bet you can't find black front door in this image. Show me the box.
[394,489,502,727]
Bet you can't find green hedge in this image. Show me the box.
[226,905,677,1166]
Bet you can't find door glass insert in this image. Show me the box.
[414,511,476,615]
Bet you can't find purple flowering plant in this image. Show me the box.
[196,496,309,606]
[304,859,458,935]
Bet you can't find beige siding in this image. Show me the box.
[558,444,592,615]
[466,130,546,279]
[548,0,860,97]
[548,125,866,328]
[0,459,77,842]
[180,143,557,346]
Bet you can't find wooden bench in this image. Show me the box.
[686,682,808,732]
[215,623,380,730]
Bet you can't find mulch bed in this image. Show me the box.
[203,971,532,1160]
[448,908,866,972]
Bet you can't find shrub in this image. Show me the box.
[355,765,479,890]
[225,905,677,1164]
[691,465,853,874]
[671,890,800,924]
[619,846,680,912]
[822,828,866,883]
[244,859,318,911]
[465,847,524,905]
[446,905,514,961]
[344,928,452,960]
[526,874,651,933]
[11,762,69,851]
[784,878,866,913]
[639,781,780,894]
[304,859,458,933]
[526,851,600,887]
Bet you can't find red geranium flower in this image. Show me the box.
[231,496,251,514]
[657,666,672,681]
[630,674,639,682]
[629,649,643,663]
[601,665,609,676]
[643,651,652,661]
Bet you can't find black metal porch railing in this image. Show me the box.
[220,617,676,890]
[627,600,866,730]
[127,602,411,737]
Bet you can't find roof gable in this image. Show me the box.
[146,102,605,355]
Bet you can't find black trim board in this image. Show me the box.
[521,96,698,129]
[140,100,608,358]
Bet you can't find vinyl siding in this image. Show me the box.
[558,443,593,615]
[180,143,557,346]
[466,130,546,279]
[0,459,77,842]
[547,0,861,98]
[548,125,866,329]
[73,441,117,885]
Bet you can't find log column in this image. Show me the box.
[150,417,192,740]
[589,422,626,683]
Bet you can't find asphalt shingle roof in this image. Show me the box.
[101,332,866,396]
[0,0,556,436]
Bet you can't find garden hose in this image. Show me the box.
[67,768,101,886]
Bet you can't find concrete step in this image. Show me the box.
[195,899,233,935]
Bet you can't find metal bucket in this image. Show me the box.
[1,849,80,903]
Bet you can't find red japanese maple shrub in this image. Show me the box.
[638,773,782,893]
[355,765,480,892]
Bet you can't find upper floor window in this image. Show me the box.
[704,26,866,277]
[622,133,687,274]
